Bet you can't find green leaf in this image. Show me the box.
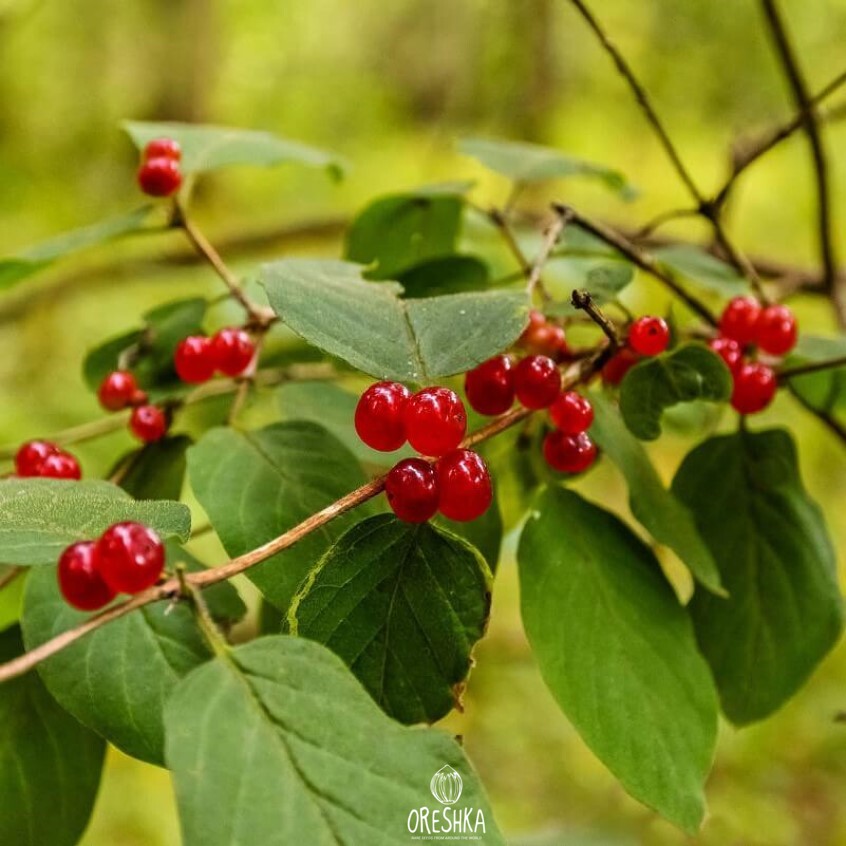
[0,206,156,292]
[345,184,471,278]
[165,635,503,845]
[459,137,636,198]
[0,626,105,846]
[277,381,411,466]
[187,421,370,611]
[0,568,26,632]
[84,297,207,394]
[396,255,490,298]
[546,262,635,317]
[589,393,722,593]
[288,514,491,724]
[652,245,748,296]
[672,430,843,724]
[123,121,344,179]
[114,435,192,501]
[0,478,190,566]
[518,487,717,833]
[620,344,732,440]
[785,334,846,414]
[261,259,528,382]
[21,545,244,765]
[436,491,503,573]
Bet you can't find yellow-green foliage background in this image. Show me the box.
[0,1,845,843]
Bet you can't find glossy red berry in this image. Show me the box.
[513,355,561,409]
[174,336,216,384]
[404,387,467,457]
[601,348,641,386]
[628,316,670,356]
[757,304,797,356]
[354,382,411,452]
[519,309,546,344]
[137,157,182,197]
[95,522,165,594]
[708,337,743,374]
[731,362,777,414]
[543,430,598,474]
[464,355,515,416]
[58,542,116,611]
[97,370,140,411]
[719,296,761,345]
[550,391,594,435]
[143,138,181,161]
[15,440,59,476]
[211,327,255,377]
[129,405,169,443]
[39,452,82,480]
[436,449,493,522]
[385,458,439,523]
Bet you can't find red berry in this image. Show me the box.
[719,296,761,345]
[601,348,641,386]
[385,458,439,523]
[15,440,59,476]
[211,328,256,377]
[57,542,116,611]
[39,452,82,480]
[174,336,216,384]
[137,157,182,197]
[523,323,569,357]
[757,305,797,356]
[95,522,165,594]
[708,337,743,374]
[129,405,168,443]
[130,388,149,407]
[97,370,140,411]
[354,381,411,452]
[404,387,467,457]
[436,449,492,522]
[143,137,181,161]
[731,362,777,414]
[464,355,515,416]
[519,309,546,344]
[550,391,594,434]
[628,316,670,356]
[513,355,561,409]
[543,430,598,474]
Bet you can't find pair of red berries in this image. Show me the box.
[97,370,170,443]
[543,391,597,474]
[519,310,570,360]
[602,315,671,385]
[174,328,256,385]
[15,440,81,480]
[465,353,562,415]
[137,137,182,198]
[58,521,165,611]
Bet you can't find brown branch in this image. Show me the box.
[787,385,846,446]
[487,208,532,277]
[778,354,846,381]
[570,289,621,348]
[526,207,572,302]
[760,0,842,326]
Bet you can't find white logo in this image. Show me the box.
[429,765,463,805]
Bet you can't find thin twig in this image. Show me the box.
[570,290,621,348]
[787,385,846,446]
[0,567,23,591]
[526,208,572,302]
[760,0,842,326]
[632,208,699,240]
[778,354,846,381]
[486,208,532,277]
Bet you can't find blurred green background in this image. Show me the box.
[1,0,845,843]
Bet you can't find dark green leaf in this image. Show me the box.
[620,344,732,440]
[187,421,371,611]
[345,184,470,278]
[0,626,105,846]
[261,259,528,382]
[0,478,190,566]
[0,207,156,292]
[396,255,490,298]
[435,491,503,573]
[589,393,722,593]
[288,514,491,724]
[459,137,636,198]
[673,429,843,724]
[165,635,503,845]
[518,487,717,833]
[123,121,344,179]
[114,435,192,501]
[653,245,748,296]
[22,544,244,765]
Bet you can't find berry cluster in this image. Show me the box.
[711,296,796,414]
[57,521,165,611]
[97,369,169,444]
[355,383,492,523]
[602,315,670,385]
[137,138,182,198]
[174,327,256,384]
[14,440,81,480]
[519,310,570,359]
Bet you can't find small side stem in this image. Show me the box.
[570,289,621,348]
[778,354,846,381]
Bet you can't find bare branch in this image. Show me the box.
[778,355,846,381]
[526,207,572,302]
